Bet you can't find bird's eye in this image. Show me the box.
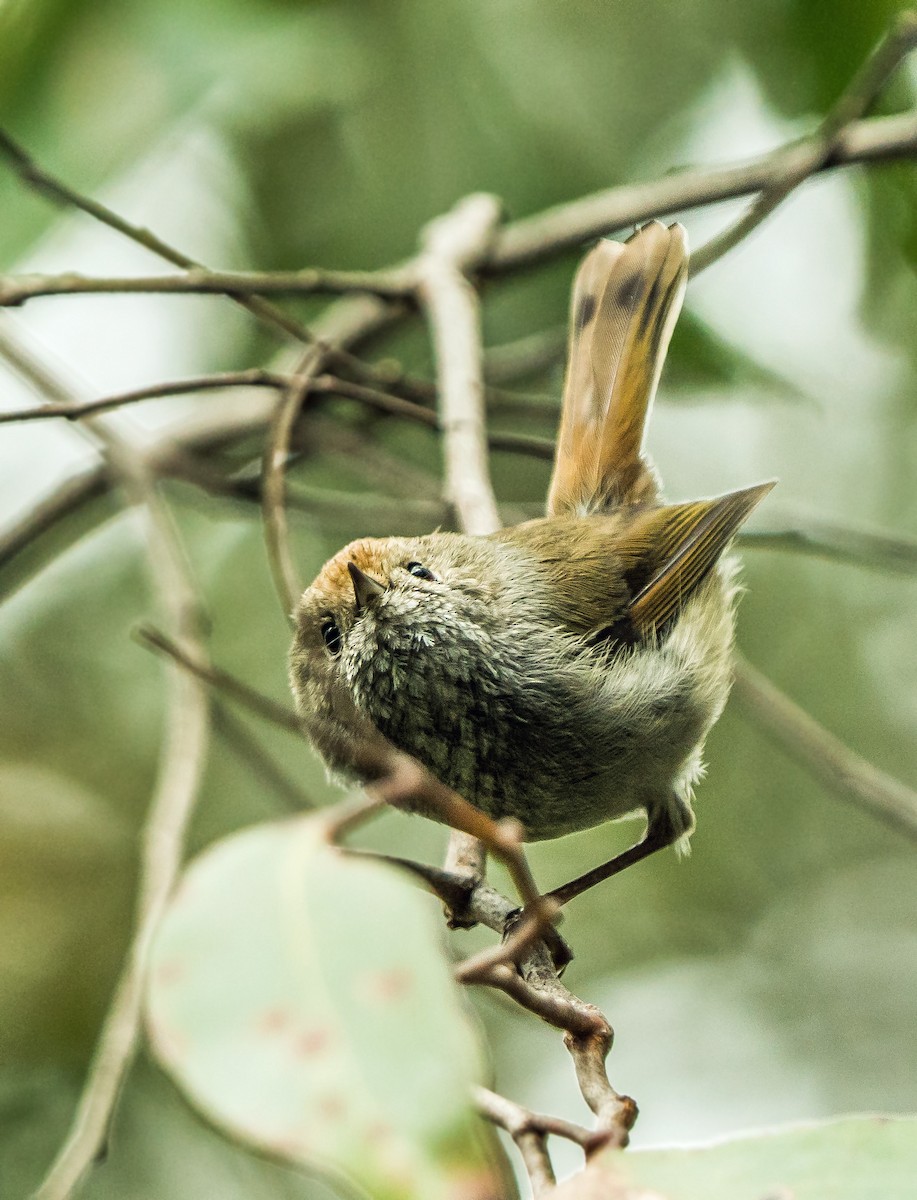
[320,617,342,657]
[406,562,436,582]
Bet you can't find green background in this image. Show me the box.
[1,1,916,1196]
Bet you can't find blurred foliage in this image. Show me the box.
[1,1,916,1198]
[554,1115,917,1198]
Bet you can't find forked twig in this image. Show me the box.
[692,11,917,275]
[0,129,316,346]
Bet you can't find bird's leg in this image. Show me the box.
[545,804,684,909]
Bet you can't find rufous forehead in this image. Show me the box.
[311,538,393,602]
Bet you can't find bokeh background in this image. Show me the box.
[1,1,916,1196]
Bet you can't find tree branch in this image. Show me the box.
[691,10,917,275]
[135,624,303,734]
[739,519,917,574]
[0,339,213,1200]
[0,368,289,424]
[0,265,414,308]
[733,655,917,840]
[473,1088,557,1196]
[488,110,917,270]
[415,193,503,536]
[260,345,324,622]
[0,128,319,345]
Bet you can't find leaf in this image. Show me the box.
[145,813,506,1200]
[551,1114,917,1199]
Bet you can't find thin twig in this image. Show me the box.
[261,344,324,622]
[739,520,917,574]
[211,701,313,813]
[483,326,567,384]
[733,655,917,840]
[473,1086,608,1155]
[0,128,317,346]
[564,1032,638,1150]
[455,896,561,982]
[135,624,303,735]
[691,10,917,274]
[365,752,549,921]
[0,368,290,424]
[0,264,415,308]
[473,1088,557,1196]
[313,374,555,459]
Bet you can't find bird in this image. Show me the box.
[290,220,773,908]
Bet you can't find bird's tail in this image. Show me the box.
[547,220,688,516]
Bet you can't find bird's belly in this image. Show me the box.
[464,701,708,840]
[355,586,733,842]
[383,667,714,842]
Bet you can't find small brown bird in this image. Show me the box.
[291,221,773,906]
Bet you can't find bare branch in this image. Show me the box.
[733,655,917,840]
[483,326,567,384]
[261,346,323,622]
[416,193,503,536]
[691,11,917,274]
[135,624,303,735]
[0,128,317,345]
[455,896,561,982]
[2,345,213,1200]
[0,264,414,308]
[465,952,611,1040]
[473,1086,608,1155]
[474,1088,557,1196]
[313,374,555,460]
[212,702,313,812]
[488,110,917,270]
[739,519,917,574]
[564,1031,638,1150]
[0,368,289,424]
[0,290,402,600]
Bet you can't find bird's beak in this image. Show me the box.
[347,562,385,613]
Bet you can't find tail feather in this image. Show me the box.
[547,221,689,517]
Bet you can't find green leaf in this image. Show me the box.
[552,1115,917,1199]
[145,813,505,1200]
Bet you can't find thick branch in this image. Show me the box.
[489,110,917,270]
[415,193,503,535]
